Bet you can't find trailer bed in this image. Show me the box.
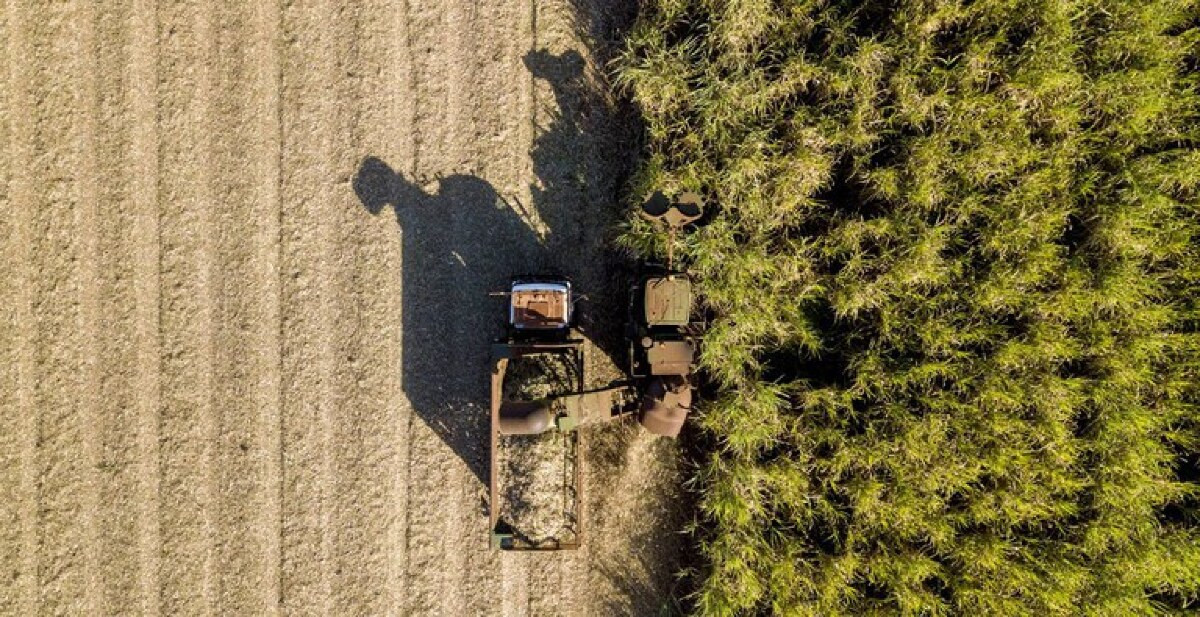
[489,342,584,550]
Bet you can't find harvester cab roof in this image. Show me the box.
[643,275,691,327]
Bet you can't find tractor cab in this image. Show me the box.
[506,278,573,339]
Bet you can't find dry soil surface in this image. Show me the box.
[0,1,687,615]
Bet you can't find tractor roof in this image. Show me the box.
[510,282,570,330]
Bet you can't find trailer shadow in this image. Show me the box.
[352,47,632,485]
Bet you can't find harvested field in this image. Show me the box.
[0,1,686,615]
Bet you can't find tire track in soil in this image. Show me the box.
[0,3,38,614]
[445,4,509,616]
[208,2,282,613]
[517,2,575,613]
[128,0,163,612]
[328,2,403,614]
[510,0,538,214]
[389,0,416,608]
[18,3,102,613]
[74,5,103,613]
[92,3,153,614]
[400,2,463,614]
[250,1,284,612]
[156,2,218,614]
[279,2,336,613]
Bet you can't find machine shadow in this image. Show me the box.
[353,158,538,485]
[352,47,632,485]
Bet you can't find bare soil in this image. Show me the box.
[0,1,687,615]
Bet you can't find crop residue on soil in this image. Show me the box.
[502,354,578,402]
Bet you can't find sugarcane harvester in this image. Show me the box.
[626,191,705,437]
[488,193,704,550]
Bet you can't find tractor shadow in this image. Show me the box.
[353,159,542,485]
[352,47,631,485]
